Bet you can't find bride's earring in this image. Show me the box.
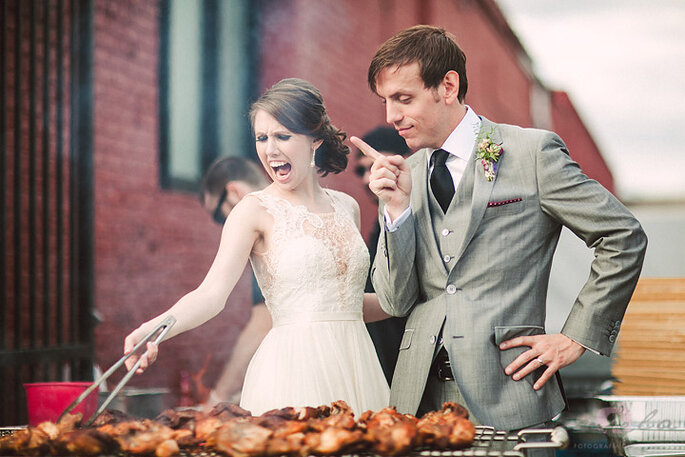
[310,148,316,168]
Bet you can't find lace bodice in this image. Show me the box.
[249,190,370,325]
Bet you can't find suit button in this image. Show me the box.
[443,255,451,263]
[430,335,437,344]
[441,228,450,236]
[446,284,457,294]
[609,334,616,343]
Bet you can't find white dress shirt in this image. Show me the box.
[386,106,481,230]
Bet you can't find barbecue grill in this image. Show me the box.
[2,317,570,457]
[0,425,568,457]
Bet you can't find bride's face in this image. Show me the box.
[253,110,321,190]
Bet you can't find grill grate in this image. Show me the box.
[0,426,25,437]
[0,425,567,457]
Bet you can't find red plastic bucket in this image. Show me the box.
[23,382,99,426]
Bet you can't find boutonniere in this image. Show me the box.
[476,130,503,181]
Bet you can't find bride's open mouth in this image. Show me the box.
[270,161,292,180]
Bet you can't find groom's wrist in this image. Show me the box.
[385,206,412,232]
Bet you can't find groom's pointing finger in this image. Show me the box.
[350,136,382,161]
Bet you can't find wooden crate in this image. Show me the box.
[613,278,685,395]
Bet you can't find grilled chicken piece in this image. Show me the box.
[416,402,475,449]
[439,401,470,418]
[263,431,306,456]
[305,427,364,455]
[90,409,135,426]
[194,416,225,442]
[210,402,252,418]
[251,418,308,438]
[53,413,83,433]
[296,405,329,420]
[359,407,418,456]
[294,401,364,456]
[54,429,117,456]
[122,426,174,454]
[155,408,204,429]
[98,419,176,455]
[307,410,356,432]
[261,405,329,421]
[154,438,180,457]
[171,428,197,448]
[446,417,477,448]
[327,401,350,414]
[206,419,273,457]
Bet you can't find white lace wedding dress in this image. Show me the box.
[240,189,390,416]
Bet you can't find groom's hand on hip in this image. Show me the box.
[499,333,585,390]
[351,135,412,221]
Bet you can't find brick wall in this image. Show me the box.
[550,90,615,193]
[92,0,252,403]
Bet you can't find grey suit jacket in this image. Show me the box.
[372,117,647,430]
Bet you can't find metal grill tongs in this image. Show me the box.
[57,315,176,427]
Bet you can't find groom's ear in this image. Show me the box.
[441,70,461,105]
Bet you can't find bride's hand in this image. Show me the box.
[362,293,392,322]
[124,328,159,374]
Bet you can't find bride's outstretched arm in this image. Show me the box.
[363,293,391,323]
[123,196,263,373]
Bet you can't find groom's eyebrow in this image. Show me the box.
[379,91,411,103]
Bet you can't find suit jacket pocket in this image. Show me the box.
[483,198,525,219]
[399,328,414,350]
[494,325,545,386]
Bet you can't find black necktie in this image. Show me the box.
[430,149,454,213]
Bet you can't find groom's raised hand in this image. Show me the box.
[351,136,412,221]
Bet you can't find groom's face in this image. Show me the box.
[375,62,447,151]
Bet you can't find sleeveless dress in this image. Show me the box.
[239,189,390,416]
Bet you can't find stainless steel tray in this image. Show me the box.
[597,396,685,455]
[624,443,685,457]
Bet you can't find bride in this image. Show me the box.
[124,78,390,416]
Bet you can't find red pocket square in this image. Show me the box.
[487,198,522,207]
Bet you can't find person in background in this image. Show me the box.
[199,156,270,405]
[354,127,411,384]
[353,25,647,436]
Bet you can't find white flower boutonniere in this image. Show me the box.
[476,131,503,182]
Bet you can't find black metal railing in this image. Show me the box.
[0,0,95,426]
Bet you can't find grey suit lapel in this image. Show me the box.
[451,119,500,264]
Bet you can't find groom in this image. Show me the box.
[352,25,647,431]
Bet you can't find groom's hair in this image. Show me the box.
[368,25,468,103]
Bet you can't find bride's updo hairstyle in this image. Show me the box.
[249,78,349,176]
